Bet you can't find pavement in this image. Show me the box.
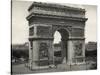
[12,63,92,74]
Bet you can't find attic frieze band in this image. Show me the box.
[27,13,88,21]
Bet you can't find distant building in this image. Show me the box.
[53,43,62,57]
[11,42,29,61]
[12,42,29,51]
[53,43,61,51]
[85,42,97,57]
[85,42,97,51]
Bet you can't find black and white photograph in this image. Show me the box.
[11,0,97,74]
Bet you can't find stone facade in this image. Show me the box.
[26,2,87,70]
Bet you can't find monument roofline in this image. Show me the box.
[28,2,85,12]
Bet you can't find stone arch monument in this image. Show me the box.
[26,2,87,70]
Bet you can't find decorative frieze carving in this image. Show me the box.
[71,28,84,37]
[29,27,34,36]
[37,26,51,36]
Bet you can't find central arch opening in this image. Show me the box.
[53,28,69,64]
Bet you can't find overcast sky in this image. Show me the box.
[12,1,97,44]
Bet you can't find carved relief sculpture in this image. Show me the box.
[39,43,48,59]
[74,42,83,56]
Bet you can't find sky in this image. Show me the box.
[12,0,97,44]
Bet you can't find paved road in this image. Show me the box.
[12,63,92,74]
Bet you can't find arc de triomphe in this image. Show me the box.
[26,2,87,70]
